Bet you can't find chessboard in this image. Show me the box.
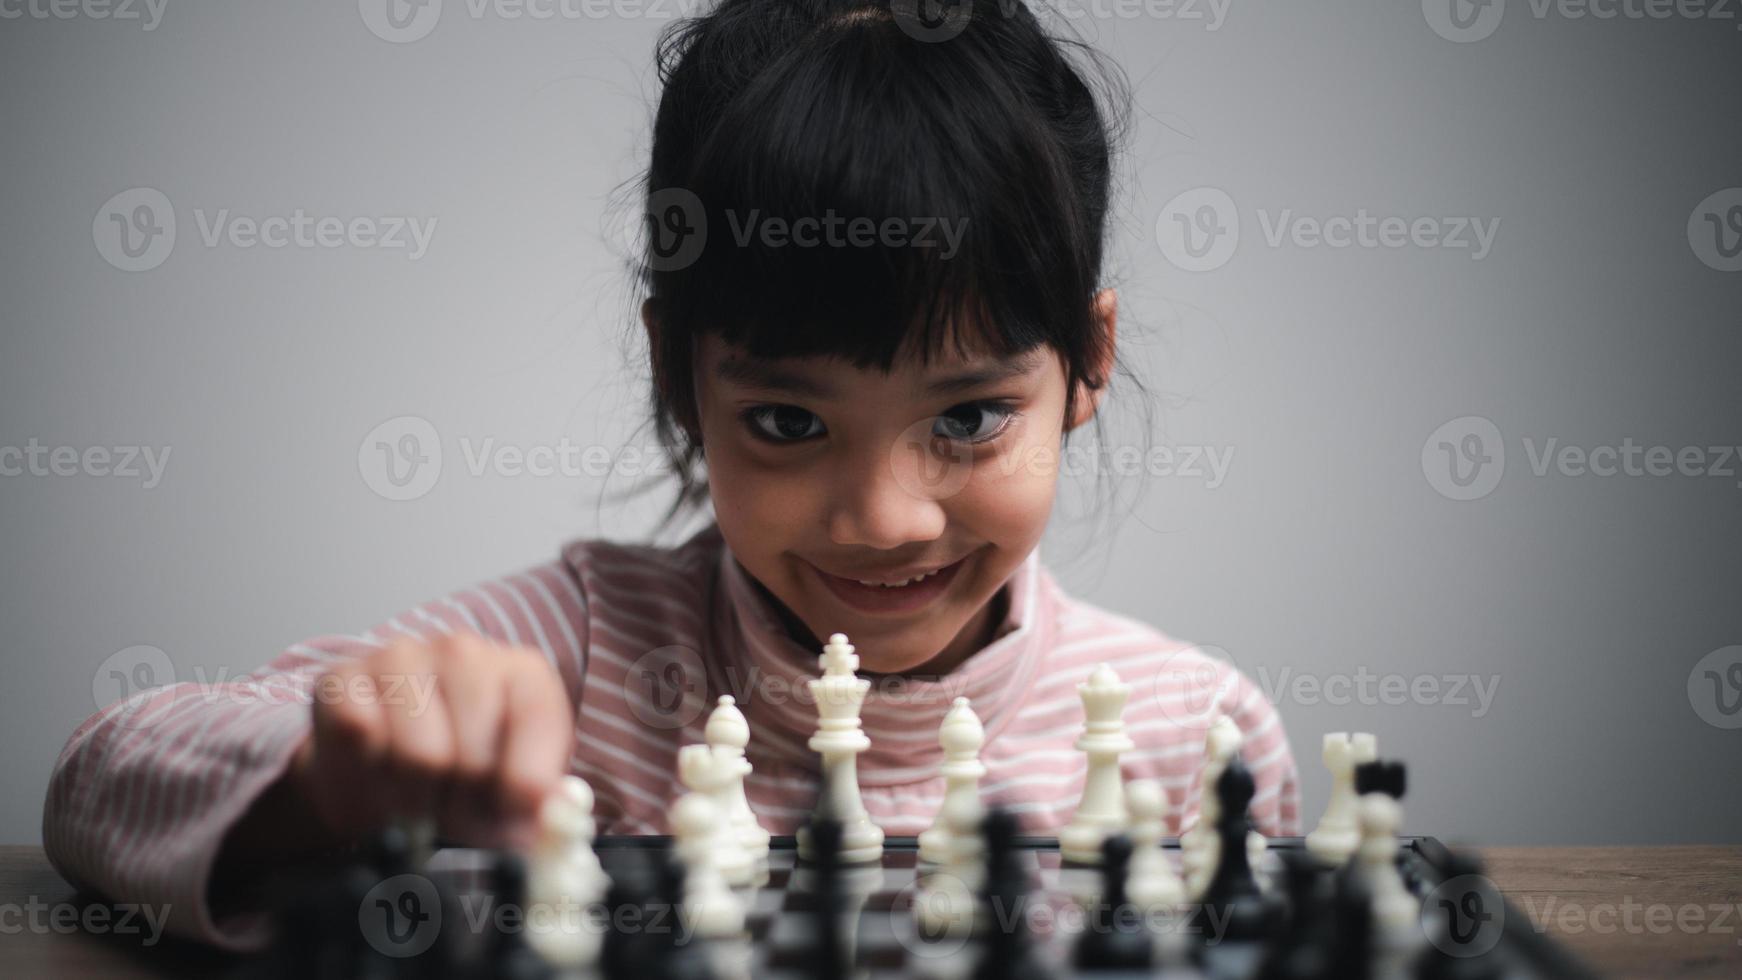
[246,830,1598,980]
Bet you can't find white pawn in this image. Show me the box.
[1124,779,1185,910]
[1059,663,1136,864]
[677,743,755,886]
[705,695,771,863]
[918,697,987,865]
[1180,714,1241,890]
[1355,793,1421,956]
[1305,732,1378,867]
[524,775,608,967]
[914,792,984,937]
[671,792,747,939]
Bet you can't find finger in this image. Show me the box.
[376,640,455,821]
[495,652,573,824]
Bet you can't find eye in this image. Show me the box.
[740,405,826,443]
[933,401,1019,444]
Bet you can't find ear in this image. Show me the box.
[1066,288,1117,432]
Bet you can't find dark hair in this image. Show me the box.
[614,0,1148,541]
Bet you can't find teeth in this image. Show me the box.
[855,566,943,588]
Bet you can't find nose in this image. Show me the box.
[825,436,950,550]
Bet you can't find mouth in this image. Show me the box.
[809,552,972,617]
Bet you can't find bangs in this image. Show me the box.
[648,9,1095,372]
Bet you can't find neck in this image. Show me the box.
[760,580,1011,680]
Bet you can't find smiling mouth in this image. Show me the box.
[808,553,972,615]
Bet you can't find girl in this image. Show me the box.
[43,0,1298,949]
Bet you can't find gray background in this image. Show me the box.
[2,1,1739,847]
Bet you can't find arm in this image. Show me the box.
[41,559,589,951]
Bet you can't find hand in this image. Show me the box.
[291,632,573,849]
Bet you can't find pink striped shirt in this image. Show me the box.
[42,522,1299,950]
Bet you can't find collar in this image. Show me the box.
[703,526,1057,786]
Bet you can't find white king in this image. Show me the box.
[796,633,884,864]
[1059,662,1136,864]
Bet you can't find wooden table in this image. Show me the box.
[2,844,1738,978]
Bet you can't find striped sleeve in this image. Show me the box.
[39,559,590,952]
[1220,665,1301,837]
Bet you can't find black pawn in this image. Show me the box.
[974,808,1051,980]
[485,853,551,980]
[1257,848,1333,980]
[1072,833,1152,971]
[600,854,656,980]
[1190,758,1281,946]
[806,818,848,980]
[1327,866,1374,980]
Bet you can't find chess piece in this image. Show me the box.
[1258,848,1334,980]
[1059,663,1136,864]
[914,792,985,937]
[1189,758,1280,947]
[705,695,771,863]
[1125,778,1186,910]
[1073,834,1152,971]
[488,852,554,980]
[1352,761,1421,963]
[525,775,609,967]
[918,697,987,865]
[797,633,884,864]
[1182,714,1243,894]
[670,792,748,939]
[974,808,1049,980]
[1306,732,1379,867]
[677,743,755,886]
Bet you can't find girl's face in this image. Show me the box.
[675,292,1115,676]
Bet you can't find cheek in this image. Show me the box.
[703,449,818,543]
[954,444,1058,540]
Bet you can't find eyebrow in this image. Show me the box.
[716,349,1047,399]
